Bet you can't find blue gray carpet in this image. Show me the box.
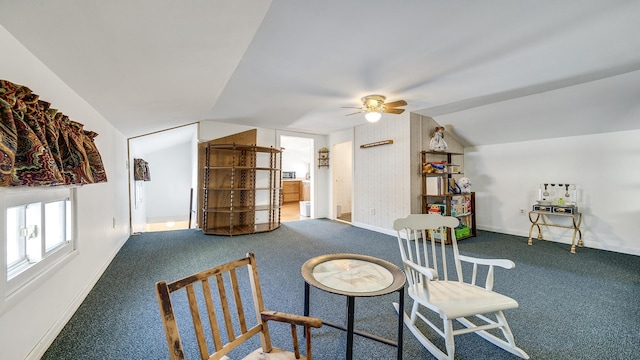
[42,220,640,359]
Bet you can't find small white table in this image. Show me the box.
[301,253,406,359]
[528,211,583,253]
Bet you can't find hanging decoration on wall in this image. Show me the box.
[0,79,107,187]
[318,147,329,168]
[133,158,151,181]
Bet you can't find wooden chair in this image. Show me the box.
[156,252,322,360]
[393,214,529,360]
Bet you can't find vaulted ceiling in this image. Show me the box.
[1,1,639,146]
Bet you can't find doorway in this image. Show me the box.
[128,123,198,233]
[332,141,352,223]
[280,135,314,222]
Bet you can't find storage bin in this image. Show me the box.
[300,201,311,217]
[455,226,470,238]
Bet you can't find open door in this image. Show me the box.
[332,141,352,223]
[196,129,257,228]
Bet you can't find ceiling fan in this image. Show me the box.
[344,94,407,122]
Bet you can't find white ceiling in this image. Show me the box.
[1,1,639,146]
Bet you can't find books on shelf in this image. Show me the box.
[425,177,446,195]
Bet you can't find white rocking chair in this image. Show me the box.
[393,214,529,360]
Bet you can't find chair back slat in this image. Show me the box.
[201,278,223,351]
[229,268,248,334]
[215,272,237,343]
[185,283,209,359]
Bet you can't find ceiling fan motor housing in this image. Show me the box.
[362,95,386,112]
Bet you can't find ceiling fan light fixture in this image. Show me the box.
[344,94,406,121]
[365,111,382,122]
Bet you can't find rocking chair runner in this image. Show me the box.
[156,252,322,360]
[393,214,529,360]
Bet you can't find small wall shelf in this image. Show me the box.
[318,148,329,168]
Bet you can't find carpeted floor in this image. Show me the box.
[42,219,640,359]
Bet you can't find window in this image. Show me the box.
[2,187,76,292]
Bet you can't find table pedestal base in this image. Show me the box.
[304,282,404,359]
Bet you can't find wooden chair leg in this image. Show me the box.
[290,324,300,359]
[305,326,313,360]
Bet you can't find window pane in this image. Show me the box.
[66,199,71,241]
[25,202,42,262]
[6,205,24,266]
[5,187,74,284]
[45,200,67,252]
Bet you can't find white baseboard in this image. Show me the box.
[350,221,396,237]
[477,225,640,256]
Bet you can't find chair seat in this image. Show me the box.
[242,347,309,360]
[410,281,519,319]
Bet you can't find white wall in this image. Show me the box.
[145,142,193,223]
[352,115,412,234]
[199,120,276,147]
[465,129,640,255]
[0,24,129,360]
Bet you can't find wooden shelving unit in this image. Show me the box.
[421,151,476,242]
[202,144,282,235]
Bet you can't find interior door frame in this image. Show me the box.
[332,141,353,222]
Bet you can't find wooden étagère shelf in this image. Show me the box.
[201,144,282,235]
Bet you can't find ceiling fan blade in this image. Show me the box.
[345,110,364,116]
[341,106,365,109]
[384,100,407,108]
[383,108,405,114]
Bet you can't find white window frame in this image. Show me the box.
[1,186,78,311]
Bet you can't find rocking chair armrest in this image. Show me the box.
[261,310,323,328]
[458,255,515,269]
[404,260,438,280]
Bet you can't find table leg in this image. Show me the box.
[304,282,310,317]
[346,296,355,360]
[397,287,404,360]
[575,214,584,247]
[527,224,536,245]
[528,212,542,245]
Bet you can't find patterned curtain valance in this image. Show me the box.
[133,158,150,181]
[0,79,108,187]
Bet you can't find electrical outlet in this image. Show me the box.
[519,209,525,215]
[369,208,375,215]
